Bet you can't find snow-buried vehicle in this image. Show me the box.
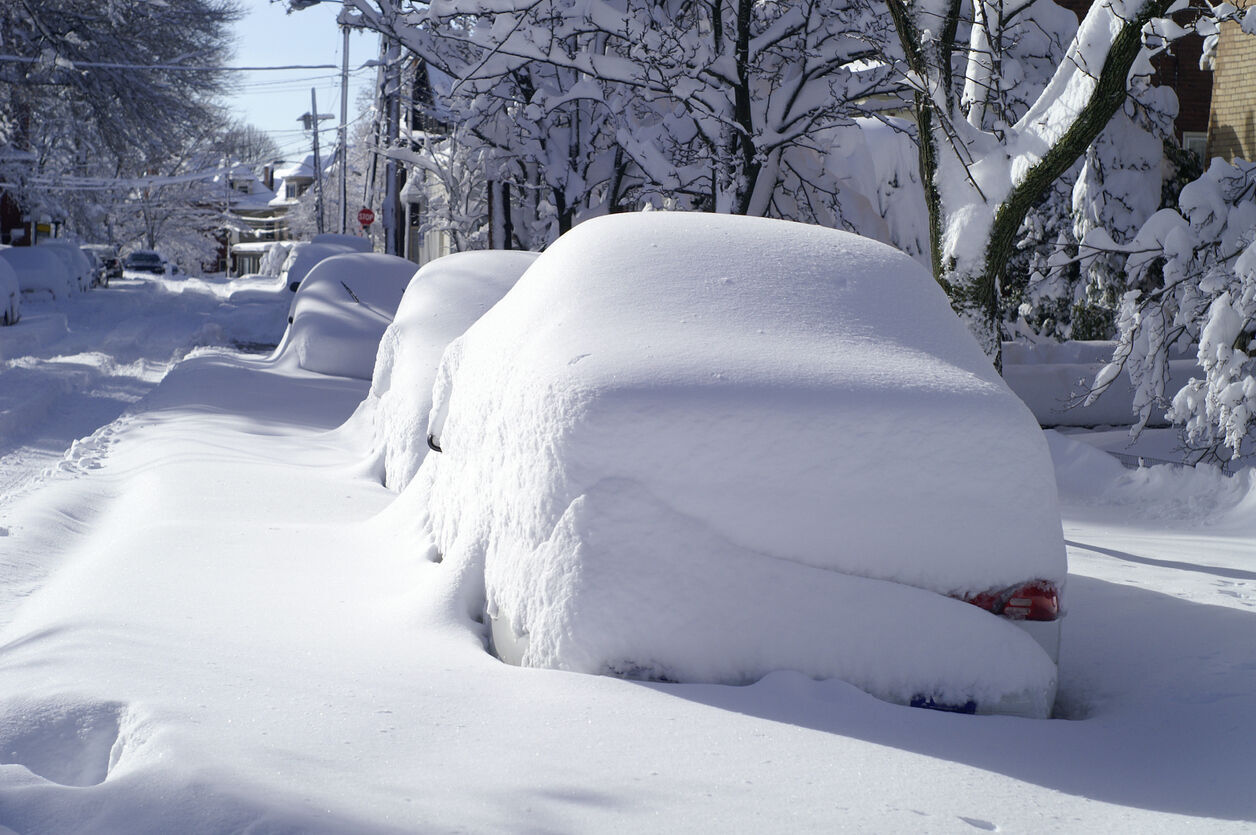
[419,213,1067,717]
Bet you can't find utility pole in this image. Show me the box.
[339,24,350,235]
[382,43,402,256]
[310,87,326,235]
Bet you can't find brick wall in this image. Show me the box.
[1055,0,1212,139]
[1209,21,1256,161]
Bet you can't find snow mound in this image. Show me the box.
[0,247,76,300]
[1046,430,1256,522]
[357,250,539,489]
[417,212,1064,711]
[275,253,417,379]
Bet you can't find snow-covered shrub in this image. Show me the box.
[1011,78,1179,342]
[258,243,292,278]
[1092,158,1256,458]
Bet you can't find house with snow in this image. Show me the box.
[210,163,286,275]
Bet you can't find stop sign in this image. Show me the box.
[358,207,376,227]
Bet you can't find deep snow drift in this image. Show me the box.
[0,254,1254,832]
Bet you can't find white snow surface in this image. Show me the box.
[416,213,1064,709]
[1,250,1255,831]
[354,249,539,490]
[275,252,417,380]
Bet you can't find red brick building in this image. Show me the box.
[1208,18,1256,161]
[1056,0,1212,158]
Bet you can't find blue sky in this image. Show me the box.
[227,0,379,163]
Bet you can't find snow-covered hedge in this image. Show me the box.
[415,213,1064,714]
[1092,158,1256,456]
[1003,340,1200,427]
[258,243,292,278]
[358,250,539,490]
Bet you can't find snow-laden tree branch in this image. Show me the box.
[887,0,1189,367]
[335,0,895,238]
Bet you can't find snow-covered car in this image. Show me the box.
[0,245,77,300]
[311,232,372,253]
[280,241,367,292]
[358,249,540,490]
[0,256,21,325]
[123,249,168,275]
[37,240,94,292]
[421,213,1067,718]
[81,244,122,286]
[275,252,419,379]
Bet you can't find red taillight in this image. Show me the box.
[960,580,1059,622]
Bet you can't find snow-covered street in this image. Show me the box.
[1,272,1254,832]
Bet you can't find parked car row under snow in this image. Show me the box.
[276,213,1068,717]
[0,240,151,325]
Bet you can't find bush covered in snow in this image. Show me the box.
[415,213,1064,716]
[358,250,539,490]
[258,243,292,278]
[1091,158,1256,458]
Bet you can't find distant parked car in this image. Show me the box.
[123,249,168,275]
[277,252,419,379]
[37,240,93,292]
[82,244,122,286]
[0,257,21,325]
[280,241,363,292]
[0,246,76,300]
[420,213,1067,718]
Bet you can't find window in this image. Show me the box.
[1182,131,1208,163]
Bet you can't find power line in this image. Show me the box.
[0,54,381,73]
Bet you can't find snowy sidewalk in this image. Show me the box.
[0,350,1254,831]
